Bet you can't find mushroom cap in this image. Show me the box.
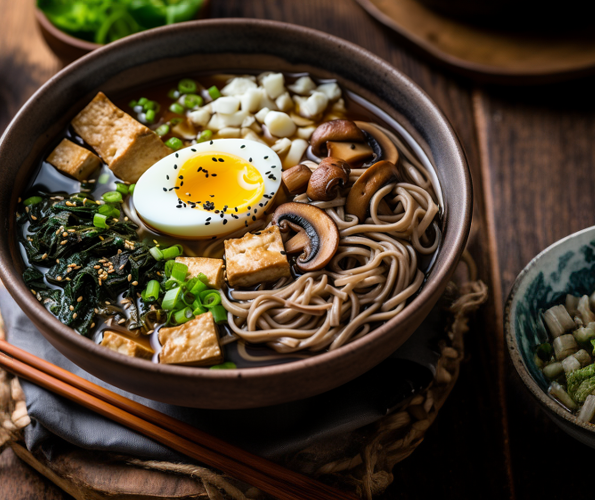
[355,121,399,165]
[271,202,340,272]
[310,119,366,157]
[345,160,401,222]
[307,157,351,201]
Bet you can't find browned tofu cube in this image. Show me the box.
[101,330,154,360]
[46,138,101,181]
[71,92,172,183]
[159,312,222,366]
[224,226,291,288]
[175,257,225,289]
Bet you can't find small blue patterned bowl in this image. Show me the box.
[506,226,595,447]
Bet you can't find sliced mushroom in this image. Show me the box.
[355,121,399,165]
[282,164,312,195]
[307,157,350,201]
[271,202,339,272]
[345,160,401,222]
[310,119,366,157]
[326,141,374,166]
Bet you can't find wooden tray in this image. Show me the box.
[354,0,595,84]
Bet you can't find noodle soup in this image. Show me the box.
[17,72,442,368]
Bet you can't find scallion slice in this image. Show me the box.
[102,191,123,204]
[196,129,213,143]
[210,304,227,324]
[155,124,170,137]
[162,287,183,310]
[169,103,185,115]
[197,272,209,284]
[190,279,208,296]
[23,196,43,206]
[171,262,188,282]
[173,307,194,325]
[149,246,164,261]
[98,173,110,184]
[164,259,176,278]
[142,280,161,302]
[178,78,197,94]
[200,290,221,308]
[145,109,156,123]
[138,97,148,107]
[160,244,183,260]
[165,137,183,150]
[128,184,136,195]
[207,86,221,100]
[115,183,129,195]
[93,213,108,229]
[210,361,236,369]
[167,89,180,99]
[193,305,208,316]
[183,94,203,109]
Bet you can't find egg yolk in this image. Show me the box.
[175,152,265,212]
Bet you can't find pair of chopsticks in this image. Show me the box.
[0,340,357,500]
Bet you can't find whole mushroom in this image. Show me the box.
[307,157,351,201]
[271,202,340,272]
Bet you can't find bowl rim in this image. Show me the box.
[0,18,472,388]
[505,225,595,433]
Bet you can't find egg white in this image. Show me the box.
[133,139,282,239]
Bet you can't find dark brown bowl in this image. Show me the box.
[0,19,472,409]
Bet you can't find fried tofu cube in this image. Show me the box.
[46,138,101,181]
[71,92,172,183]
[175,257,225,289]
[159,312,223,366]
[101,330,154,360]
[224,226,291,287]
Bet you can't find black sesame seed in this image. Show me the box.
[212,157,217,162]
[215,210,220,214]
[264,156,269,159]
[234,207,238,212]
[254,232,261,235]
[175,153,179,158]
[247,206,251,209]
[163,188,167,192]
[174,164,178,169]
[176,206,182,209]
[166,175,170,180]
[249,157,252,162]
[252,215,256,221]
[210,195,215,198]
[210,140,213,145]
[178,175,183,179]
[212,236,217,239]
[180,181,184,186]
[241,145,246,148]
[280,250,286,255]
[212,173,217,177]
[265,171,270,175]
[205,222,210,225]
[271,165,277,169]
[174,186,180,190]
[206,217,211,221]
[191,148,197,152]
[220,213,224,218]
[254,209,258,213]
[223,219,228,225]
[218,158,224,162]
[206,173,209,178]
[169,188,174,191]
[197,167,203,172]
[245,221,248,227]
[350,144,355,150]
[259,203,263,207]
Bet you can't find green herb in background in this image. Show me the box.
[37,0,204,45]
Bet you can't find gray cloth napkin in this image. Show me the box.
[0,288,441,462]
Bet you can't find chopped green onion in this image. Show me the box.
[129,100,138,108]
[164,278,180,290]
[98,204,120,218]
[162,287,183,310]
[197,272,209,284]
[138,97,149,107]
[93,213,108,229]
[144,100,157,111]
[210,304,227,324]
[168,89,180,99]
[164,259,176,278]
[142,280,161,302]
[169,103,185,114]
[178,78,197,94]
[196,129,213,143]
[171,262,188,282]
[102,191,123,204]
[190,279,208,295]
[170,117,183,125]
[115,183,129,195]
[161,244,183,260]
[174,307,194,325]
[210,361,236,370]
[208,86,221,100]
[129,184,136,195]
[23,196,43,206]
[183,94,203,109]
[165,137,183,150]
[193,305,208,316]
[145,109,156,123]
[98,173,110,184]
[149,246,164,261]
[200,290,221,308]
[155,124,170,136]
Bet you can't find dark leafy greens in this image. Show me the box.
[19,192,164,337]
[37,0,204,44]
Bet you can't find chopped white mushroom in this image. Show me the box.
[241,128,267,143]
[283,139,309,169]
[316,82,342,101]
[262,72,286,99]
[300,91,329,118]
[562,355,581,373]
[543,304,575,337]
[221,77,258,96]
[188,107,212,127]
[255,107,270,124]
[275,92,293,112]
[241,114,256,128]
[271,138,292,156]
[290,112,315,127]
[264,111,297,138]
[288,76,317,95]
[331,98,347,114]
[217,127,241,138]
[297,126,316,140]
[241,88,262,113]
[573,349,592,366]
[257,88,279,111]
[214,110,250,129]
[553,334,579,360]
[211,96,240,114]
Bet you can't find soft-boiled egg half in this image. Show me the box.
[133,139,282,238]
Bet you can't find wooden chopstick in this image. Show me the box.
[0,341,357,500]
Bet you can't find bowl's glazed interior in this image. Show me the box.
[0,19,471,409]
[506,226,595,441]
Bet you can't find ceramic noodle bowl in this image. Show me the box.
[0,20,471,409]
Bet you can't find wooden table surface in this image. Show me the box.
[2,1,594,498]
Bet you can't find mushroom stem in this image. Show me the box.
[282,164,312,195]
